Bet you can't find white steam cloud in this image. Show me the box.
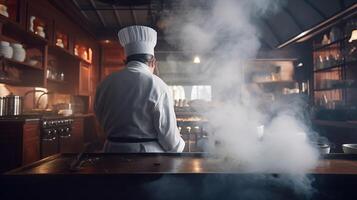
[163,0,319,189]
[163,0,318,173]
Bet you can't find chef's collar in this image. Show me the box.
[127,61,151,73]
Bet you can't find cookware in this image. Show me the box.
[342,144,357,154]
[316,143,330,154]
[4,94,23,116]
[0,97,6,116]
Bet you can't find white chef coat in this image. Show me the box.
[94,61,185,153]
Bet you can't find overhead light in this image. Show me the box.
[193,56,201,64]
[104,40,110,43]
[297,62,303,67]
[349,30,357,43]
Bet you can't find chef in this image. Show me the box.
[94,25,185,153]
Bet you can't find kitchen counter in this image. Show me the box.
[0,113,94,122]
[0,115,41,122]
[313,119,357,129]
[4,153,357,175]
[2,153,357,200]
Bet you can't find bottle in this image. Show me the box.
[29,16,36,32]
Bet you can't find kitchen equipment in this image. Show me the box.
[321,34,330,45]
[0,4,9,17]
[40,116,74,158]
[11,43,26,62]
[330,27,342,42]
[29,16,36,32]
[0,41,13,58]
[342,144,357,154]
[56,38,64,48]
[0,96,6,116]
[35,26,46,38]
[316,143,330,154]
[4,94,23,116]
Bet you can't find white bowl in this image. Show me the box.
[342,144,357,154]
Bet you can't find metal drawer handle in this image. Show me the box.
[42,136,56,141]
[60,134,71,138]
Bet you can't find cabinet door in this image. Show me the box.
[60,118,84,153]
[23,121,40,165]
[0,122,23,172]
[78,62,91,96]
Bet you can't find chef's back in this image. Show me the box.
[94,26,185,153]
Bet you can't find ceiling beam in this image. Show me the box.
[89,0,107,27]
[303,0,327,19]
[51,0,97,38]
[112,5,122,27]
[72,0,90,19]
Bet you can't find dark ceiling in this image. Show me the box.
[71,0,357,51]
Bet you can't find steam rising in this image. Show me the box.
[162,0,319,197]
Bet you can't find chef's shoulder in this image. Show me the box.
[150,74,170,100]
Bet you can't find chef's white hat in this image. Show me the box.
[118,25,157,57]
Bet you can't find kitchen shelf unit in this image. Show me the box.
[0,11,47,87]
[311,14,357,110]
[0,1,93,97]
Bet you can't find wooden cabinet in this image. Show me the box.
[0,0,99,114]
[78,62,91,96]
[22,121,40,164]
[0,119,40,172]
[100,42,126,80]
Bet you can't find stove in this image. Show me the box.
[40,116,74,158]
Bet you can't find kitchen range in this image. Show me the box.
[40,116,74,158]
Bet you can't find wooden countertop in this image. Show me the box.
[6,153,357,175]
[313,119,357,129]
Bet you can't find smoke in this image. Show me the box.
[161,0,319,198]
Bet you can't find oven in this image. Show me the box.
[40,117,74,158]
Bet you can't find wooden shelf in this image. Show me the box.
[313,37,347,51]
[255,81,294,86]
[2,57,43,70]
[314,87,357,92]
[75,56,92,65]
[47,78,67,84]
[48,45,77,60]
[314,64,343,72]
[0,15,47,46]
[313,119,357,129]
[0,77,22,85]
[314,88,343,91]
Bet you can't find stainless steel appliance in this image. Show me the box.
[40,116,74,158]
[1,94,23,116]
[0,97,5,116]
